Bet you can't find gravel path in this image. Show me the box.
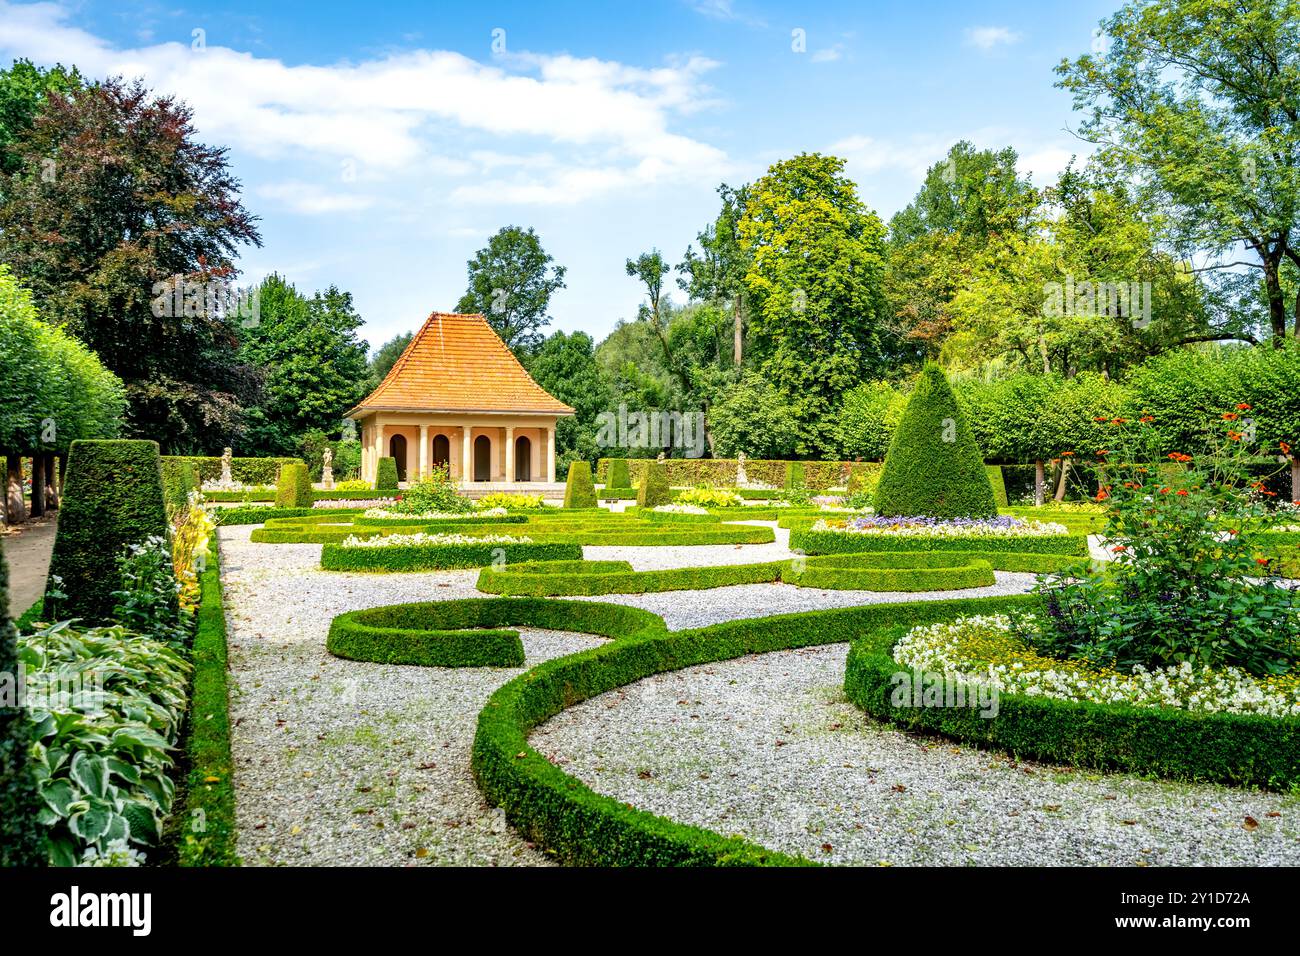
[530,644,1300,866]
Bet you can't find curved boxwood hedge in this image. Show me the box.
[328,601,529,667]
[789,528,1088,556]
[213,506,361,527]
[844,612,1300,790]
[477,560,785,596]
[473,594,1043,865]
[320,540,582,572]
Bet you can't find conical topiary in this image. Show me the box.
[607,459,630,489]
[375,456,399,491]
[563,461,597,509]
[873,364,997,519]
[636,460,672,508]
[1,540,49,866]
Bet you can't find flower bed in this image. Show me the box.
[791,523,1087,556]
[319,539,582,572]
[815,514,1071,538]
[894,614,1300,718]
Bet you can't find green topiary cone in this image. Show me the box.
[873,364,997,519]
[563,461,597,509]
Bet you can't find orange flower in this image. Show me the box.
[1281,441,1292,455]
[1176,489,1189,496]
[1223,413,1238,421]
[1094,416,1108,423]
[1062,451,1075,458]
[1095,489,1110,501]
[1257,557,1271,566]
[1110,418,1128,425]
[1097,449,1109,456]
[1166,452,1193,463]
[1139,415,1155,423]
[1237,403,1252,411]
[1227,431,1242,441]
[1159,487,1171,494]
[1112,545,1128,553]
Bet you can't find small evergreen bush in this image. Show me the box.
[274,462,311,507]
[563,461,597,509]
[636,460,672,508]
[375,456,399,491]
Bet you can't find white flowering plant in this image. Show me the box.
[340,531,532,548]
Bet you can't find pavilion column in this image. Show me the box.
[461,426,473,486]
[418,424,429,480]
[546,426,556,483]
[505,427,515,485]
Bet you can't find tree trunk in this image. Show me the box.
[1054,458,1071,502]
[30,454,45,518]
[5,455,26,524]
[1292,456,1300,504]
[43,452,59,509]
[733,295,743,366]
[1262,251,1288,341]
[1034,460,1045,507]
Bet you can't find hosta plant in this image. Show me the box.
[19,621,191,866]
[676,486,745,508]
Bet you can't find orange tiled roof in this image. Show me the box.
[349,312,574,417]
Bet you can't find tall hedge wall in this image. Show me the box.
[597,457,858,489]
[46,440,169,624]
[564,461,597,509]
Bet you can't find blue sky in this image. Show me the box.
[0,0,1117,350]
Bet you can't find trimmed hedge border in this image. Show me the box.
[353,513,527,527]
[475,550,1083,597]
[328,601,528,667]
[172,537,238,866]
[320,540,582,572]
[213,506,360,526]
[844,607,1300,790]
[472,594,1051,865]
[790,528,1088,556]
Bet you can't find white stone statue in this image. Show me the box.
[656,451,666,463]
[322,447,334,490]
[736,451,748,487]
[219,447,233,486]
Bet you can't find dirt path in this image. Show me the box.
[2,515,58,617]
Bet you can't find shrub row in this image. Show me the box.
[328,602,526,667]
[789,528,1089,556]
[162,455,302,486]
[171,538,238,866]
[352,513,528,527]
[473,594,1045,865]
[320,541,582,572]
[844,610,1300,790]
[597,457,860,489]
[201,489,397,503]
[211,506,353,526]
[476,560,785,596]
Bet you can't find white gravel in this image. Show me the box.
[530,644,1300,866]
[218,517,1295,867]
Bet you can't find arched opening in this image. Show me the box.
[432,434,450,470]
[388,434,408,482]
[514,435,532,482]
[473,434,492,482]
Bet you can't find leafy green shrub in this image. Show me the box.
[676,486,744,508]
[607,459,630,488]
[476,492,546,511]
[160,459,197,519]
[636,460,672,508]
[0,541,45,866]
[112,537,186,649]
[389,464,469,514]
[874,364,998,519]
[790,527,1087,556]
[20,621,191,865]
[375,456,399,491]
[845,462,881,497]
[46,440,169,626]
[563,461,597,509]
[161,456,302,486]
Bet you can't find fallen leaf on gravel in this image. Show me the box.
[891,784,907,793]
[1267,811,1281,818]
[1243,816,1259,831]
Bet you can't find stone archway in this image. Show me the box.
[473,434,492,481]
[514,435,532,481]
[389,434,408,481]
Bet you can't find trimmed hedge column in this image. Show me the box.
[0,539,46,865]
[874,364,998,519]
[46,440,169,624]
[375,456,399,491]
[636,460,672,508]
[563,461,597,508]
[274,461,311,507]
[607,458,630,489]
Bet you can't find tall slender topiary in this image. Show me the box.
[375,456,399,491]
[637,460,672,508]
[0,540,46,865]
[563,461,597,509]
[607,459,630,489]
[46,440,169,624]
[275,462,311,507]
[874,364,998,519]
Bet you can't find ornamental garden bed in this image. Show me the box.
[320,538,583,572]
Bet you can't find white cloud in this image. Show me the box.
[811,45,844,64]
[685,0,765,26]
[964,26,1023,51]
[0,0,730,204]
[255,182,377,215]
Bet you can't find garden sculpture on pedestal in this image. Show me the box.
[322,447,334,490]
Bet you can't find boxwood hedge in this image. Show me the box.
[789,528,1088,556]
[844,611,1300,790]
[328,601,531,667]
[320,540,582,572]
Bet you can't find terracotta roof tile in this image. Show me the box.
[348,312,574,416]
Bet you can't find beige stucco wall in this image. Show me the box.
[358,413,559,485]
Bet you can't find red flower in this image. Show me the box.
[1112,544,1128,553]
[1095,489,1110,501]
[1257,557,1271,566]
[1159,487,1171,494]
[1237,403,1252,411]
[1094,416,1108,423]
[1176,489,1189,496]
[1281,441,1293,455]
